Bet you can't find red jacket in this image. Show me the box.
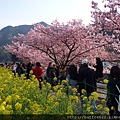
[32,66,43,80]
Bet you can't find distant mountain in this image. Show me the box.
[0,21,48,46]
[0,21,48,62]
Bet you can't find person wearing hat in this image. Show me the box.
[78,59,96,96]
[32,62,43,89]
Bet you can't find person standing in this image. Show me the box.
[46,62,55,86]
[32,62,43,89]
[26,62,32,79]
[47,64,58,86]
[46,62,53,80]
[12,62,17,76]
[78,59,96,96]
[52,64,59,84]
[106,66,120,115]
[16,63,23,77]
[67,64,78,94]
[93,57,103,82]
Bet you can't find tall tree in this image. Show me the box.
[5,19,119,67]
[91,0,120,57]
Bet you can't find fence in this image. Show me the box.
[77,73,109,98]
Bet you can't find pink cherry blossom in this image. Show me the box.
[5,18,120,68]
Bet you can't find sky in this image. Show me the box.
[0,0,102,30]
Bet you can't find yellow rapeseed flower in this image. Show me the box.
[32,75,36,79]
[2,84,7,87]
[34,108,43,114]
[74,96,80,103]
[0,88,4,93]
[10,110,14,114]
[90,112,94,114]
[101,99,106,104]
[81,95,84,98]
[69,95,74,100]
[90,106,94,109]
[54,102,59,107]
[30,70,33,74]
[72,88,77,93]
[0,105,5,111]
[47,96,54,102]
[21,74,26,78]
[91,92,98,101]
[67,106,73,115]
[53,85,59,91]
[87,103,90,107]
[45,106,50,113]
[104,107,109,113]
[56,90,62,97]
[83,96,88,101]
[60,87,63,91]
[87,101,91,104]
[5,95,12,102]
[24,108,28,113]
[2,110,11,114]
[81,89,87,94]
[46,82,51,89]
[6,105,12,110]
[83,104,87,107]
[53,77,57,81]
[42,87,46,91]
[67,101,72,106]
[61,80,68,84]
[2,101,6,106]
[49,90,53,93]
[68,86,72,89]
[86,107,90,112]
[13,95,20,101]
[103,79,109,84]
[15,102,22,110]
[89,95,94,101]
[111,106,115,110]
[0,98,2,102]
[97,104,103,110]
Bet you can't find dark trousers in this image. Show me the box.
[39,77,43,90]
[39,81,42,90]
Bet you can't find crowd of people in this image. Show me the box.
[1,57,120,115]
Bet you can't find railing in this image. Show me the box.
[77,74,108,99]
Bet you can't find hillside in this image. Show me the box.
[0,22,48,62]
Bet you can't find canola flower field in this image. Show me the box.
[0,67,111,119]
[0,67,80,115]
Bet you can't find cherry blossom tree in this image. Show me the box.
[5,19,119,67]
[91,0,120,60]
[5,40,51,65]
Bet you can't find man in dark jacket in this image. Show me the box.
[46,62,55,86]
[107,66,120,115]
[78,59,96,96]
[107,79,120,115]
[26,62,32,79]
